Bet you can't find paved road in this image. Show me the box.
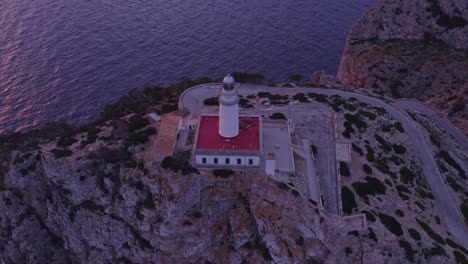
[397,99,468,152]
[180,84,468,246]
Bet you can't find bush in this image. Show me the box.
[378,213,403,236]
[231,71,264,83]
[352,177,386,204]
[57,137,78,148]
[89,146,130,163]
[399,240,416,262]
[257,92,271,98]
[396,185,411,200]
[352,144,363,156]
[416,218,445,245]
[203,97,219,106]
[460,200,468,222]
[438,150,465,178]
[289,74,304,83]
[393,144,407,154]
[51,148,73,159]
[128,114,149,132]
[292,93,308,102]
[270,112,286,120]
[361,210,376,222]
[341,186,357,214]
[445,239,468,255]
[339,161,351,177]
[125,127,156,146]
[394,122,405,133]
[399,167,415,184]
[345,114,367,132]
[454,250,466,264]
[365,145,375,162]
[447,176,463,192]
[213,169,235,178]
[363,164,373,174]
[408,228,421,241]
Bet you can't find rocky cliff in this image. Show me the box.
[0,131,389,264]
[337,0,468,134]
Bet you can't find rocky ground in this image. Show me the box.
[337,0,468,135]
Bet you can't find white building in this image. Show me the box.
[192,74,295,175]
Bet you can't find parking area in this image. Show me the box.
[262,120,295,172]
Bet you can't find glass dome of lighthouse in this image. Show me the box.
[223,74,235,90]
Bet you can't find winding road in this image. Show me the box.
[180,84,468,246]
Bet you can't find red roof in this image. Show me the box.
[196,115,260,151]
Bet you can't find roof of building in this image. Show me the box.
[152,115,181,157]
[196,115,260,151]
[145,113,161,123]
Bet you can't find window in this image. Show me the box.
[225,158,230,164]
[202,157,207,164]
[248,159,253,165]
[237,158,242,165]
[214,158,218,164]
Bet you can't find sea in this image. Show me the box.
[0,0,376,134]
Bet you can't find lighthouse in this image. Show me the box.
[218,74,239,138]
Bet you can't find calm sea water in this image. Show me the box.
[0,0,375,133]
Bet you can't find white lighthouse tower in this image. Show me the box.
[218,74,239,138]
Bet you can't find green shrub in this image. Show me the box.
[396,185,411,200]
[460,200,468,222]
[430,135,441,147]
[51,148,73,159]
[292,93,308,102]
[339,161,351,177]
[257,92,271,98]
[213,169,235,178]
[231,71,264,83]
[270,112,286,120]
[447,176,463,192]
[345,113,368,132]
[125,127,156,146]
[128,114,150,132]
[445,238,468,255]
[352,144,363,156]
[357,110,376,120]
[362,164,373,174]
[352,177,387,204]
[392,144,407,154]
[345,246,352,256]
[203,97,219,106]
[399,240,416,262]
[416,218,445,245]
[374,134,391,151]
[289,74,304,83]
[57,137,78,148]
[394,122,405,133]
[361,210,376,222]
[365,145,375,162]
[438,150,465,178]
[399,167,415,184]
[341,186,357,214]
[408,228,421,241]
[378,213,403,236]
[453,250,466,264]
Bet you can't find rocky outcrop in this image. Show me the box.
[0,145,352,263]
[337,0,468,134]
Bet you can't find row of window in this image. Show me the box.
[201,157,254,165]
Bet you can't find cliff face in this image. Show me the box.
[338,0,468,134]
[0,140,358,263]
